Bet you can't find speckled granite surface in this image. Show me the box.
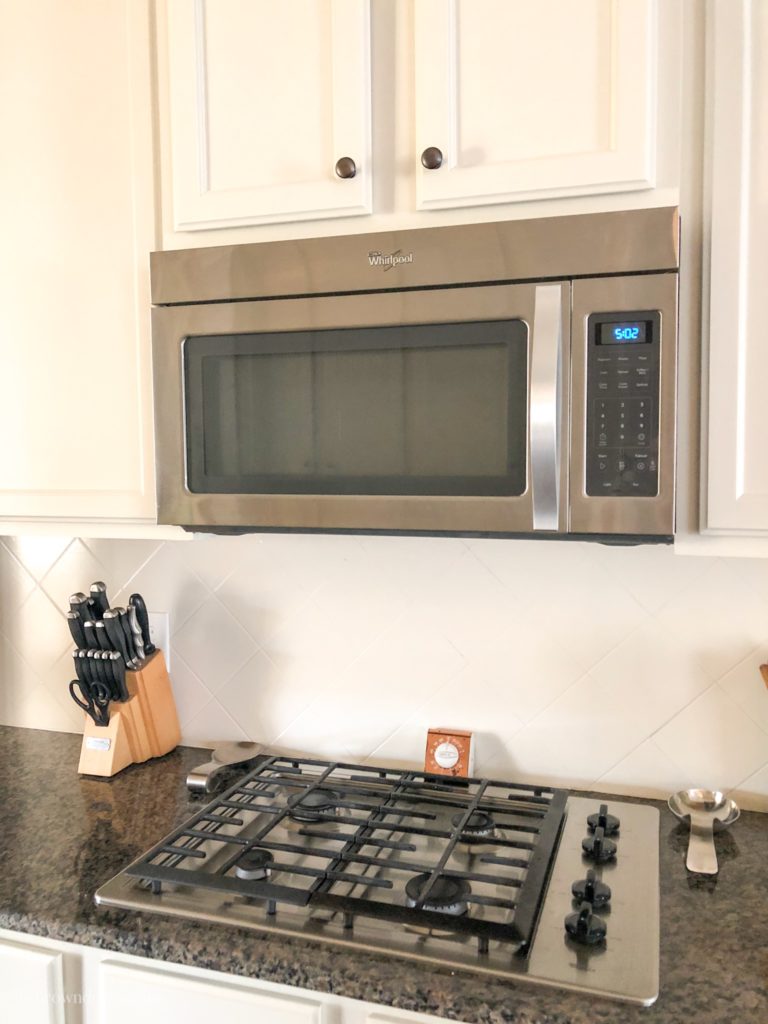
[0,725,766,1024]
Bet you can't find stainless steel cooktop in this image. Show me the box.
[95,757,659,1005]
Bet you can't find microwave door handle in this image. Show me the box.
[530,284,564,531]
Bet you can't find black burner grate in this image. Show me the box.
[126,758,566,950]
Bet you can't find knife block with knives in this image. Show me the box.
[66,584,181,778]
[77,650,180,776]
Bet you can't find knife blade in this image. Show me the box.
[128,593,155,655]
[89,581,110,619]
[103,609,138,669]
[66,611,87,649]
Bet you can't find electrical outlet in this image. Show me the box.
[148,611,170,670]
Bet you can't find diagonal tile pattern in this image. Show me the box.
[0,533,767,810]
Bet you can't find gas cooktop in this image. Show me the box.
[95,756,659,1005]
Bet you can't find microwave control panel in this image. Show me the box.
[585,311,662,498]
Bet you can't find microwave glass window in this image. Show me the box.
[184,320,528,496]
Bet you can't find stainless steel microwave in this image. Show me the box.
[150,207,679,541]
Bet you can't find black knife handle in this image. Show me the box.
[110,652,129,701]
[94,619,112,652]
[89,581,110,619]
[86,649,103,686]
[95,651,119,702]
[103,609,133,667]
[69,592,93,624]
[126,605,145,662]
[74,650,90,688]
[66,611,87,649]
[113,607,139,667]
[83,620,98,649]
[129,593,155,654]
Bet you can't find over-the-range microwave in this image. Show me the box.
[151,207,679,542]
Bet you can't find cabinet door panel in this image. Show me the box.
[166,0,372,229]
[705,0,768,532]
[415,0,657,209]
[100,960,324,1024]
[0,0,156,522]
[0,938,65,1024]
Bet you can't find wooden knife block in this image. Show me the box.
[77,650,180,777]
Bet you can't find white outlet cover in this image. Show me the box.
[148,611,170,670]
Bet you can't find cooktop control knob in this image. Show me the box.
[587,803,620,836]
[564,901,607,946]
[571,868,611,907]
[581,826,617,863]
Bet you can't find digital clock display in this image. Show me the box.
[599,321,649,345]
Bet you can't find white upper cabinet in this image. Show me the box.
[165,0,372,231]
[703,0,768,534]
[414,0,659,210]
[0,0,160,530]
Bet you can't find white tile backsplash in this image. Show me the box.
[1,534,768,810]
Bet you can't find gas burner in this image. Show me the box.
[451,809,496,840]
[234,848,274,881]
[405,873,471,916]
[288,787,341,823]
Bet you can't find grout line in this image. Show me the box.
[182,694,248,742]
[646,680,718,743]
[34,537,78,584]
[708,679,768,738]
[0,539,40,589]
[725,756,768,798]
[362,669,464,764]
[519,665,594,730]
[172,649,215,699]
[81,537,167,594]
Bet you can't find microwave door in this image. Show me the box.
[152,283,567,535]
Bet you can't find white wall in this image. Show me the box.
[1,533,767,810]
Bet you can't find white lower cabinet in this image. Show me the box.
[0,929,454,1024]
[0,936,66,1024]
[99,960,325,1024]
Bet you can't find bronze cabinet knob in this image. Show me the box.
[420,146,443,170]
[334,156,357,179]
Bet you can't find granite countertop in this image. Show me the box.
[0,725,765,1024]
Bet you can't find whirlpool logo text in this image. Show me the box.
[367,249,414,271]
